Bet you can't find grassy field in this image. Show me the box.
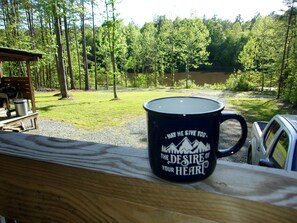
[34,89,295,130]
[227,97,294,123]
[34,90,189,130]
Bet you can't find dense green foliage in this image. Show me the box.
[0,1,296,104]
[225,7,297,105]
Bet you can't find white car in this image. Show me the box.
[247,115,297,171]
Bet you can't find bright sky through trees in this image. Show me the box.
[116,0,288,26]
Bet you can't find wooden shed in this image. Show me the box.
[0,47,43,131]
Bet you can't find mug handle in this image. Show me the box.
[217,112,248,158]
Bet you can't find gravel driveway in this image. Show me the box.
[26,90,252,163]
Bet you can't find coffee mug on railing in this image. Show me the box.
[143,96,247,183]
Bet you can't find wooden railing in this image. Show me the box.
[0,131,296,223]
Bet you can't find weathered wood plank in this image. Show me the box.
[0,132,296,222]
[0,113,37,125]
[0,113,37,131]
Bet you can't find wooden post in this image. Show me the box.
[0,132,296,223]
[26,61,36,113]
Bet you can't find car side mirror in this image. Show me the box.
[259,159,276,168]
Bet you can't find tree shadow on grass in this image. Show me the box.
[36,102,91,112]
[235,99,292,123]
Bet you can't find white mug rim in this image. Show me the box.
[144,96,225,116]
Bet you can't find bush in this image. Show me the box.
[176,79,197,88]
[202,83,226,90]
[282,75,297,106]
[225,71,255,91]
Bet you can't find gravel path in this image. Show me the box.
[26,90,253,163]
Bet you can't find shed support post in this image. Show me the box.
[26,61,36,113]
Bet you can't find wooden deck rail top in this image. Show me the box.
[0,131,296,223]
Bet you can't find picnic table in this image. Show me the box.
[0,131,296,222]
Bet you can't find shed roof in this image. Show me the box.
[0,47,43,62]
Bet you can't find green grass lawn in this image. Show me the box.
[35,90,189,130]
[35,90,295,130]
[227,97,293,123]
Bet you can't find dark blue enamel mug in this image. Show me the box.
[144,96,247,183]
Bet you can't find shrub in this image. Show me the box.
[176,79,197,89]
[203,83,226,90]
[282,75,297,106]
[225,71,255,91]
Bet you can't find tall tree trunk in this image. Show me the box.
[74,22,82,89]
[171,69,174,87]
[277,1,295,99]
[171,43,175,87]
[92,0,98,90]
[39,12,47,88]
[53,1,68,98]
[47,17,54,88]
[40,13,45,44]
[105,0,118,98]
[2,0,18,46]
[25,0,41,89]
[81,0,89,90]
[261,72,264,92]
[111,1,118,98]
[63,10,75,89]
[185,63,189,89]
[10,0,19,38]
[48,63,52,88]
[25,0,36,49]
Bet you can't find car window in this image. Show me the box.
[293,141,297,171]
[264,120,280,151]
[271,131,289,169]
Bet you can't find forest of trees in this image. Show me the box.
[0,0,296,104]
